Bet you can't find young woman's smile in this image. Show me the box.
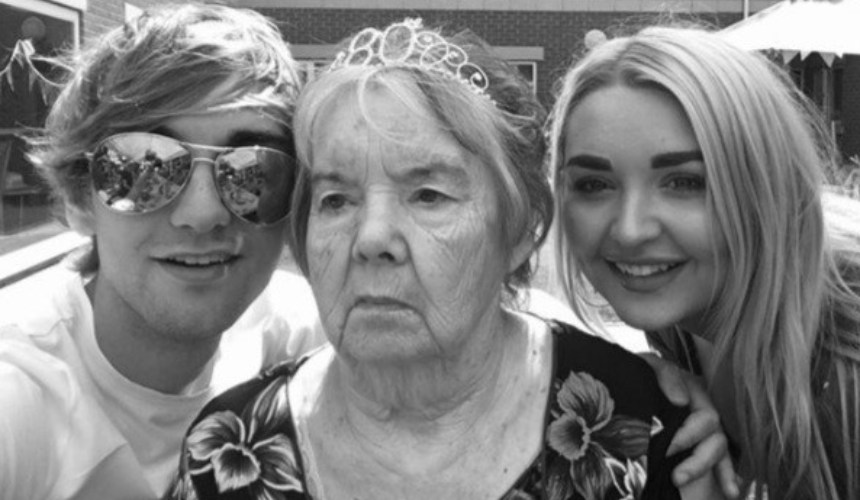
[559,85,725,333]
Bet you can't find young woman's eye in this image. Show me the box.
[570,177,612,194]
[665,175,706,192]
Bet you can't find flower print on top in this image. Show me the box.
[545,371,661,500]
[184,375,304,499]
[169,322,686,500]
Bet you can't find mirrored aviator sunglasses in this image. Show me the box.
[88,132,296,225]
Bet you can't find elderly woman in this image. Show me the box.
[168,20,724,500]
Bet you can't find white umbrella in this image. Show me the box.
[721,0,860,66]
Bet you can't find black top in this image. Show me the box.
[166,320,687,500]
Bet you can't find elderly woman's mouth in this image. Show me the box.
[353,296,414,310]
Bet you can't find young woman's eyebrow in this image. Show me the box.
[651,150,703,169]
[565,154,612,171]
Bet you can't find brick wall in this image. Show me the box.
[841,56,860,159]
[81,0,176,43]
[77,3,857,158]
[261,8,740,107]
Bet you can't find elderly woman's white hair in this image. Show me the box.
[290,25,551,296]
[547,25,860,500]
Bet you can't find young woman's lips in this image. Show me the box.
[607,260,685,293]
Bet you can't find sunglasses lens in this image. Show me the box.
[215,148,295,224]
[91,133,191,213]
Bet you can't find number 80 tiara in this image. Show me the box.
[330,18,493,103]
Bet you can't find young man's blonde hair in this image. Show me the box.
[30,3,301,272]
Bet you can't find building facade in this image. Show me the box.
[0,0,856,246]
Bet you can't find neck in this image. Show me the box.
[299,312,549,495]
[329,309,526,438]
[88,276,221,394]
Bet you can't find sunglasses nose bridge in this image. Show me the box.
[169,155,232,232]
[190,156,217,167]
[187,156,222,194]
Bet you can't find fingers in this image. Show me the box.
[715,455,741,499]
[673,433,741,498]
[639,352,740,497]
[671,431,728,485]
[639,352,690,406]
[667,401,721,456]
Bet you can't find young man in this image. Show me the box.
[0,5,323,499]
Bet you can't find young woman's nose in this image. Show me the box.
[609,192,661,246]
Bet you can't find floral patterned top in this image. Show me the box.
[166,321,687,500]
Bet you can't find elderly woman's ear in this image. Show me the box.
[507,236,534,274]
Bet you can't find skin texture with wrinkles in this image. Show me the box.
[306,88,513,377]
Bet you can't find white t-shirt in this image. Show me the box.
[0,267,325,500]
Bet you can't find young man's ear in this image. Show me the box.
[65,202,96,236]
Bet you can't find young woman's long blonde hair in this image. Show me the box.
[547,26,860,499]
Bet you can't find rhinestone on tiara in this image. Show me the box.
[330,18,492,101]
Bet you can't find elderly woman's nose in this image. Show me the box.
[351,195,408,264]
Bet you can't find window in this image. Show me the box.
[125,3,143,22]
[510,61,538,92]
[0,0,79,256]
[494,47,542,94]
[296,59,330,85]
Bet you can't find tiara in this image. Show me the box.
[330,18,492,101]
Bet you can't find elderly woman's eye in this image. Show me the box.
[412,188,449,204]
[319,193,348,211]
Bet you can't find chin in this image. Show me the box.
[614,308,677,333]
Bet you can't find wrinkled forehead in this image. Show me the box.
[310,78,449,162]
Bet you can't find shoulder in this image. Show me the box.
[518,287,582,326]
[549,321,685,435]
[0,363,58,498]
[0,333,129,499]
[0,268,97,420]
[0,266,87,339]
[551,320,662,403]
[172,361,308,499]
[0,291,85,416]
[544,321,686,499]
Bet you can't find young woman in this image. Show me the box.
[548,26,860,500]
